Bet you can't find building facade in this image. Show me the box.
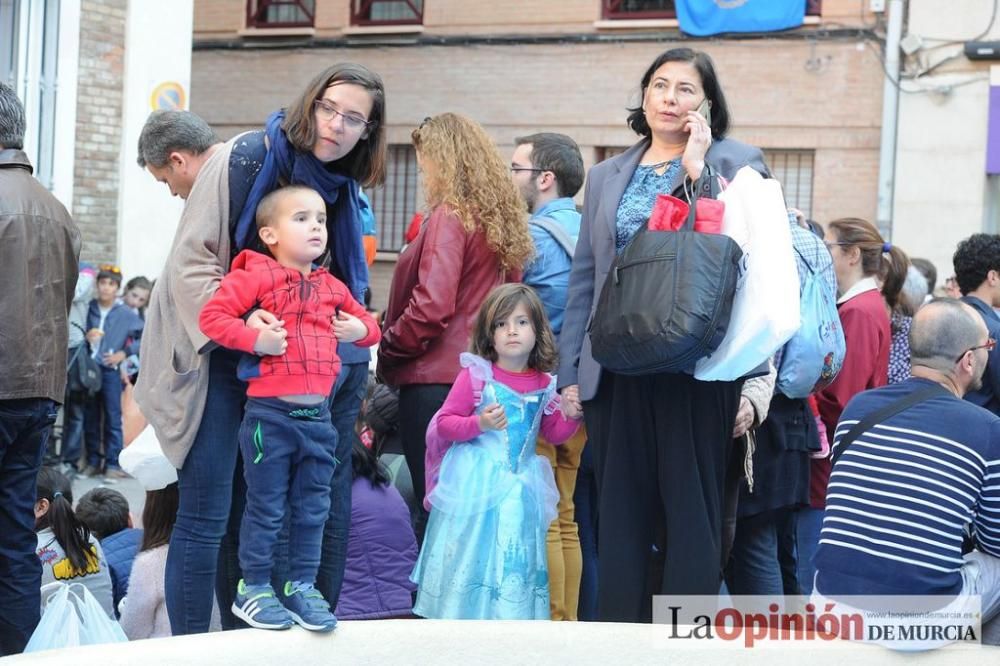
[191,0,888,307]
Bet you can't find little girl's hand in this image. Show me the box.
[478,404,507,431]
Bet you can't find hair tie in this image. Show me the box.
[52,491,63,499]
[882,242,892,253]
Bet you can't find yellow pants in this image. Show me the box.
[537,426,586,621]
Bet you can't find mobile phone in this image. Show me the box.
[695,98,712,126]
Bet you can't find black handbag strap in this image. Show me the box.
[831,383,951,465]
[681,164,718,232]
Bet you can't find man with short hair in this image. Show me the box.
[136,109,221,200]
[953,233,1000,414]
[814,299,1000,644]
[512,132,588,620]
[0,82,81,656]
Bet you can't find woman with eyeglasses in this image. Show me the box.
[377,113,534,545]
[556,48,771,623]
[143,63,387,635]
[796,217,909,593]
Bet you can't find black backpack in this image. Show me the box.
[67,324,102,395]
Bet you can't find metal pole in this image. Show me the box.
[876,0,905,240]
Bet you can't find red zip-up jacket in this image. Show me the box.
[199,250,380,398]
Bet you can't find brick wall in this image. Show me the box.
[73,0,127,265]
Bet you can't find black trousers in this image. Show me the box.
[586,370,741,622]
[398,383,451,545]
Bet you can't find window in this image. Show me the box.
[366,144,420,252]
[595,146,628,163]
[351,0,423,26]
[602,1,821,20]
[1,0,18,86]
[246,0,315,29]
[603,0,675,20]
[763,149,814,217]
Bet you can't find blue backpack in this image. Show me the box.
[776,248,846,398]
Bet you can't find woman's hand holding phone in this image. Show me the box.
[681,99,713,182]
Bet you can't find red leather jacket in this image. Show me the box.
[378,206,519,386]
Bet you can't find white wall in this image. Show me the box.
[893,0,1000,278]
[116,0,193,281]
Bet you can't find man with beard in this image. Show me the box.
[813,299,1000,645]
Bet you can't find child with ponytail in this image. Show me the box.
[34,467,115,618]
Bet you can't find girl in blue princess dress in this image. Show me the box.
[411,284,582,619]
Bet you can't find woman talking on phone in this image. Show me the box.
[557,48,770,622]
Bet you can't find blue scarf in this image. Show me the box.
[234,110,368,300]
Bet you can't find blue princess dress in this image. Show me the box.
[411,355,561,619]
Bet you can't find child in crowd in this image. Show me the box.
[199,185,380,632]
[335,438,417,620]
[60,263,97,474]
[82,265,144,478]
[122,276,153,318]
[34,467,116,619]
[119,483,179,640]
[411,284,582,619]
[75,487,142,617]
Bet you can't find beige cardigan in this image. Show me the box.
[134,140,234,468]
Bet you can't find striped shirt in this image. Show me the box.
[815,378,1000,597]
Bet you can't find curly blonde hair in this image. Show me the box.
[412,113,533,273]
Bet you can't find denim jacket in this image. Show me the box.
[86,301,144,368]
[522,198,581,338]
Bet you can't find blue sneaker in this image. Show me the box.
[232,579,294,630]
[281,581,337,632]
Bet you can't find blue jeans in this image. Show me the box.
[795,506,824,595]
[59,388,87,469]
[84,366,124,470]
[317,361,368,607]
[165,350,245,635]
[0,398,57,656]
[727,508,794,596]
[574,440,599,621]
[239,398,337,586]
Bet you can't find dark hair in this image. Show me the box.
[97,270,123,287]
[828,218,910,312]
[140,482,179,552]
[351,437,390,488]
[910,298,984,371]
[282,63,387,188]
[255,184,321,229]
[909,258,938,294]
[125,276,153,293]
[514,132,585,199]
[0,82,26,150]
[36,467,94,573]
[469,284,558,373]
[805,219,824,240]
[136,110,218,168]
[952,234,1000,296]
[626,48,731,139]
[75,487,130,539]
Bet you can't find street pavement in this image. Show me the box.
[70,471,147,529]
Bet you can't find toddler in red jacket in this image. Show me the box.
[199,185,380,632]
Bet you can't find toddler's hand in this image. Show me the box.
[560,384,583,420]
[478,404,507,431]
[333,311,368,343]
[254,327,287,356]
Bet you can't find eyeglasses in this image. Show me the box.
[956,338,997,363]
[824,241,852,250]
[313,100,370,132]
[510,166,545,174]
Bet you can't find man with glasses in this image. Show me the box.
[813,298,1000,646]
[953,233,1000,415]
[510,132,589,621]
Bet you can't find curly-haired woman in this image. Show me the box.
[377,113,534,543]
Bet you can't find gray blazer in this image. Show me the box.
[557,136,770,401]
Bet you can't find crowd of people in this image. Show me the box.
[1,44,999,656]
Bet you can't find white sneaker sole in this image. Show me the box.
[287,609,337,633]
[231,601,293,630]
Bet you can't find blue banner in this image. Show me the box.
[674,0,806,37]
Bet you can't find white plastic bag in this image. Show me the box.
[119,425,177,491]
[25,583,127,652]
[695,166,800,381]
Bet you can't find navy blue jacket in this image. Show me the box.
[86,300,144,368]
[961,295,1000,415]
[101,527,142,617]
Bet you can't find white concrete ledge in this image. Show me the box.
[5,619,995,665]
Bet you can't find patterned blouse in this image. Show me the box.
[615,158,683,254]
[888,312,912,385]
